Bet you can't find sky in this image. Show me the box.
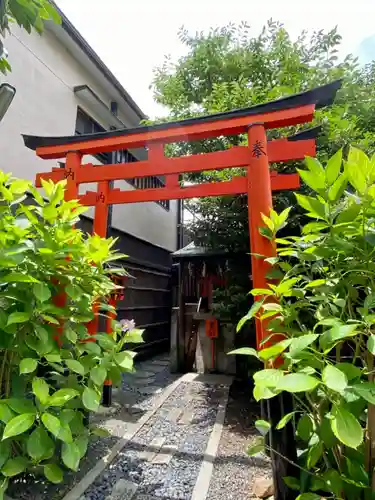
[56,0,375,118]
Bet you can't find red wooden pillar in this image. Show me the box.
[64,151,81,201]
[92,180,113,406]
[52,151,81,345]
[93,181,110,237]
[247,124,276,348]
[149,143,179,189]
[247,124,297,500]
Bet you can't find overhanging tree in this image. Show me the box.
[151,20,375,324]
[0,0,60,73]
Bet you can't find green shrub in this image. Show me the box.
[232,148,375,499]
[0,173,142,497]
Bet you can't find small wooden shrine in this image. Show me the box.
[170,242,237,374]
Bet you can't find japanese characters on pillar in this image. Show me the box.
[247,124,277,349]
[52,151,82,345]
[64,151,81,201]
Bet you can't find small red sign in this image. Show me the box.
[205,318,218,339]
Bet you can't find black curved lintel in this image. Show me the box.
[23,80,341,151]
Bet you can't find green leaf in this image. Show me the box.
[276,411,296,430]
[44,463,63,484]
[95,334,116,350]
[346,160,367,194]
[322,365,347,393]
[305,156,324,177]
[296,494,321,500]
[253,385,277,401]
[297,168,325,192]
[228,347,258,357]
[64,327,77,344]
[283,477,300,490]
[2,413,35,440]
[325,149,342,185]
[90,426,111,438]
[65,284,82,300]
[331,405,363,449]
[65,359,84,376]
[336,363,362,381]
[82,387,100,412]
[322,469,343,497]
[125,328,144,344]
[7,311,31,325]
[346,457,369,486]
[253,369,284,388]
[336,202,361,224]
[297,415,313,441]
[42,413,61,438]
[295,193,326,220]
[45,353,62,363]
[319,324,358,352]
[82,342,101,356]
[27,426,54,461]
[32,377,50,404]
[61,442,80,471]
[307,441,323,468]
[1,457,28,477]
[277,373,319,393]
[304,279,326,288]
[41,314,59,325]
[33,283,51,302]
[76,434,88,458]
[0,405,14,424]
[289,334,318,357]
[90,366,107,386]
[19,358,38,375]
[7,398,36,414]
[249,288,273,296]
[368,335,375,355]
[258,339,291,361]
[0,442,10,469]
[35,325,49,344]
[255,419,271,436]
[49,388,78,407]
[352,382,375,404]
[114,351,135,371]
[246,437,264,456]
[328,173,348,201]
[236,304,261,332]
[58,423,73,444]
[320,417,336,447]
[2,273,39,283]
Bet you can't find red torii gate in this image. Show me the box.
[24,80,340,500]
[24,79,341,359]
[25,80,340,346]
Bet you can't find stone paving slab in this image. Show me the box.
[82,374,232,500]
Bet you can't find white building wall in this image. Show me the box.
[0,25,177,252]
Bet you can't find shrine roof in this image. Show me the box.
[172,242,228,259]
[23,80,341,151]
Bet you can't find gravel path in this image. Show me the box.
[82,381,226,500]
[206,381,272,500]
[7,359,271,500]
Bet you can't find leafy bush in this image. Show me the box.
[232,148,375,499]
[0,173,142,497]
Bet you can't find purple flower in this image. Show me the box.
[120,319,135,332]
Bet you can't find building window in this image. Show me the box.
[74,108,169,210]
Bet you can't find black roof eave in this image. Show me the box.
[23,80,341,151]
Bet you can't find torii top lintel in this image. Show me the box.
[23,81,341,160]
